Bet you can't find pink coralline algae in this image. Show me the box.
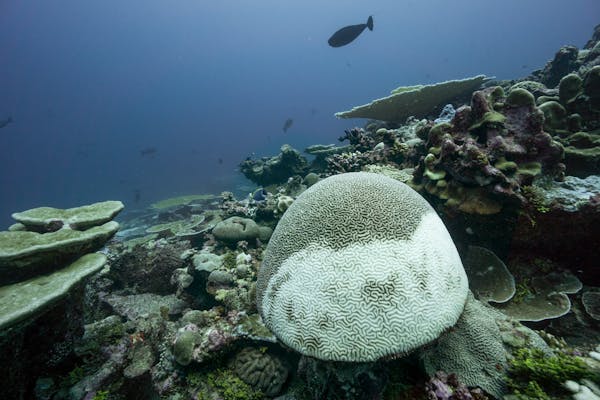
[425,371,489,400]
[412,86,565,213]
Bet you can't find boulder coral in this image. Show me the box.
[411,85,565,214]
[239,144,309,186]
[256,172,469,362]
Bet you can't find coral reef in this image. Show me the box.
[3,24,600,400]
[107,238,189,294]
[239,144,309,186]
[411,84,564,214]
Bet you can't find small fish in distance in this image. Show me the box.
[0,116,13,129]
[140,147,157,157]
[282,118,293,133]
[328,16,373,48]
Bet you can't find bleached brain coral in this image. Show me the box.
[256,172,468,362]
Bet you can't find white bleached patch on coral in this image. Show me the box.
[260,212,468,362]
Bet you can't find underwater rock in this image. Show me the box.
[192,251,223,273]
[107,238,189,295]
[511,177,600,285]
[534,45,580,88]
[296,357,388,400]
[559,130,600,177]
[411,85,564,214]
[212,216,272,244]
[239,144,309,186]
[74,315,125,356]
[105,293,187,321]
[425,371,489,400]
[171,309,263,366]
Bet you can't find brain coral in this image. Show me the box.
[256,172,468,362]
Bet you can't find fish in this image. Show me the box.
[0,116,13,128]
[134,189,141,204]
[217,157,223,165]
[140,147,157,157]
[282,118,293,133]
[328,16,373,48]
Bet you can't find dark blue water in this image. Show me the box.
[0,0,598,227]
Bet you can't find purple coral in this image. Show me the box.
[425,371,489,400]
[413,86,565,212]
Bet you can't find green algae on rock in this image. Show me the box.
[0,253,107,331]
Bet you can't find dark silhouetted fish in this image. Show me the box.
[0,116,13,128]
[140,147,157,157]
[218,157,223,165]
[134,189,141,204]
[282,118,293,133]
[328,16,373,48]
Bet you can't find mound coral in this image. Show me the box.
[256,172,468,362]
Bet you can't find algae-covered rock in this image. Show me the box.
[335,75,489,122]
[173,328,202,366]
[0,253,107,331]
[124,343,155,379]
[0,221,119,279]
[583,65,600,99]
[559,73,583,104]
[11,200,123,231]
[505,88,536,108]
[539,100,567,131]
